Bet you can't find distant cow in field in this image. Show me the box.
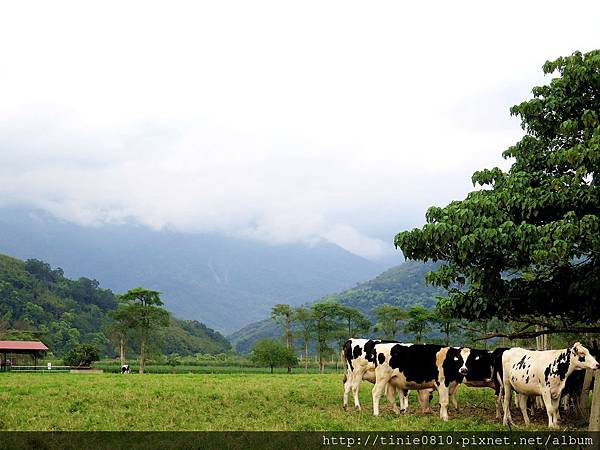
[342,339,412,413]
[502,342,600,428]
[369,343,471,421]
[121,364,130,374]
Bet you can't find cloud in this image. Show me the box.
[0,1,598,259]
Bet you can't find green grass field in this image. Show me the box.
[0,372,584,431]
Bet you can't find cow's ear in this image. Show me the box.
[573,343,585,357]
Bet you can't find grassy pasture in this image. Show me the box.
[0,372,582,431]
[93,362,340,374]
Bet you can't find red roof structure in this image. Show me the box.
[0,341,48,351]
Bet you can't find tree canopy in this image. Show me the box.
[63,343,100,367]
[395,50,600,336]
[250,339,298,373]
[117,287,170,373]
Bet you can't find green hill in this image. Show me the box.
[332,260,443,315]
[0,253,230,356]
[0,207,385,334]
[229,261,442,353]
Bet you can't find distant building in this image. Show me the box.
[0,340,48,371]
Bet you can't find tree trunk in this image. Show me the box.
[270,365,273,374]
[119,337,125,366]
[535,327,549,350]
[139,335,146,374]
[319,347,324,374]
[588,370,600,431]
[304,340,308,373]
[285,320,292,374]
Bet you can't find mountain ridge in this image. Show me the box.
[228,260,443,353]
[0,206,391,333]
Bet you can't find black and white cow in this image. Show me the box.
[502,342,600,428]
[460,348,508,418]
[369,343,471,421]
[416,347,508,419]
[342,339,410,413]
[121,364,130,374]
[560,341,599,414]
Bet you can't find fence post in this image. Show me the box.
[589,370,600,431]
[580,369,594,419]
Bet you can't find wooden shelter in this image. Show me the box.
[0,340,48,371]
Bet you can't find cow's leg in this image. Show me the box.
[343,371,352,411]
[351,367,366,410]
[449,383,459,410]
[437,383,450,421]
[400,389,409,413]
[495,371,504,420]
[385,383,401,415]
[534,395,544,411]
[372,370,391,417]
[541,389,558,428]
[495,391,503,420]
[552,396,561,427]
[502,377,514,426]
[417,389,432,413]
[517,393,530,425]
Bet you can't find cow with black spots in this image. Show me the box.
[502,342,600,428]
[342,338,412,413]
[369,343,471,421]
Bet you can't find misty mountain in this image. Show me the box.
[229,260,443,353]
[0,253,231,356]
[0,207,391,333]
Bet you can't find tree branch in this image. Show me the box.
[473,326,600,341]
[458,320,600,341]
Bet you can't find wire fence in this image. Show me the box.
[7,365,71,373]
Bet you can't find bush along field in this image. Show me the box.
[0,372,587,431]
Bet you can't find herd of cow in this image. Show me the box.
[342,339,600,428]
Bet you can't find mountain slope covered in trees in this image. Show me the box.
[0,207,386,333]
[0,253,230,356]
[229,261,442,352]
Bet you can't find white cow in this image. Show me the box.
[502,342,599,428]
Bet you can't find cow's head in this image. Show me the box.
[463,349,494,381]
[444,347,470,378]
[572,342,600,370]
[458,348,471,375]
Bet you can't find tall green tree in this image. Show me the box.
[404,306,433,343]
[271,304,295,373]
[250,339,298,374]
[293,306,313,373]
[373,304,407,339]
[107,303,136,365]
[432,299,461,346]
[338,305,371,338]
[395,50,600,338]
[118,288,170,374]
[311,301,345,373]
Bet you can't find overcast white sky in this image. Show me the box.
[1,1,598,260]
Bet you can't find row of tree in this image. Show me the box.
[263,301,472,373]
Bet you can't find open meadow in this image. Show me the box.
[0,372,582,432]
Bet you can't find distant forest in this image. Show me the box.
[0,253,231,357]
